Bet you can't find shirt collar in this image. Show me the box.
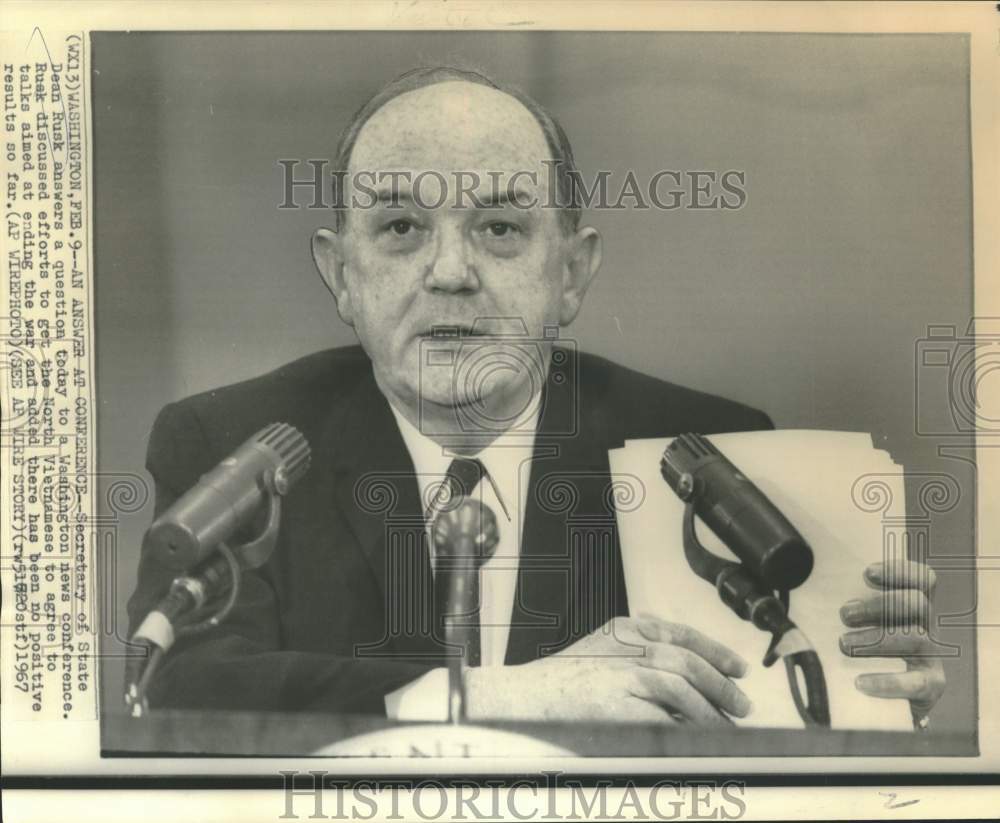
[386,395,542,519]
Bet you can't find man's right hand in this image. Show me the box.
[465,616,753,726]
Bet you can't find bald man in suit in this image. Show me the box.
[127,66,944,726]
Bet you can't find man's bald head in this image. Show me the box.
[332,66,582,233]
[311,66,603,438]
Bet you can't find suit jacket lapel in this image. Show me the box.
[326,368,443,660]
[319,351,624,668]
[505,350,624,664]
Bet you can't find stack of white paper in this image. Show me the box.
[609,430,911,730]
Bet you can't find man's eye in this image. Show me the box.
[484,222,518,238]
[387,220,414,236]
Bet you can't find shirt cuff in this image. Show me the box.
[384,667,449,721]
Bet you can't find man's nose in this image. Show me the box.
[424,227,479,293]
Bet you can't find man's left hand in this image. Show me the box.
[838,560,946,727]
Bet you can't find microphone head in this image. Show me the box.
[661,432,814,591]
[432,499,500,567]
[146,422,312,571]
[256,422,311,492]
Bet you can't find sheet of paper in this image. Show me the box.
[610,430,911,730]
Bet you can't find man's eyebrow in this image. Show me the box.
[368,184,535,209]
[475,187,534,208]
[373,187,414,206]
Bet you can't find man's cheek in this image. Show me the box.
[485,264,544,309]
[349,271,403,328]
[505,289,563,334]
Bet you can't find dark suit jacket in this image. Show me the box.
[127,345,772,714]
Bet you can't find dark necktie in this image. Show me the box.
[430,457,485,666]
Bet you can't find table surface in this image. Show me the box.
[101,709,976,758]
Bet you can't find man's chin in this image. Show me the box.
[415,384,481,411]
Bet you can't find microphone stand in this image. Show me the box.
[676,493,831,727]
[123,544,241,717]
[432,500,499,724]
[123,488,285,717]
[441,556,475,724]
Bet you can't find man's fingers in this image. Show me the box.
[640,644,753,718]
[636,616,749,679]
[840,589,931,629]
[839,625,939,658]
[863,560,936,594]
[854,664,946,704]
[631,668,734,727]
[619,696,682,726]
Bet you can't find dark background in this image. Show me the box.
[93,31,976,737]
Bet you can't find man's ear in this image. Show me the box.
[559,225,603,325]
[311,227,355,326]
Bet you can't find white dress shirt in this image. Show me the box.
[383,398,541,720]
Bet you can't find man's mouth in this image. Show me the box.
[419,324,489,339]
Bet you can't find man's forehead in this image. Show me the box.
[348,81,551,178]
